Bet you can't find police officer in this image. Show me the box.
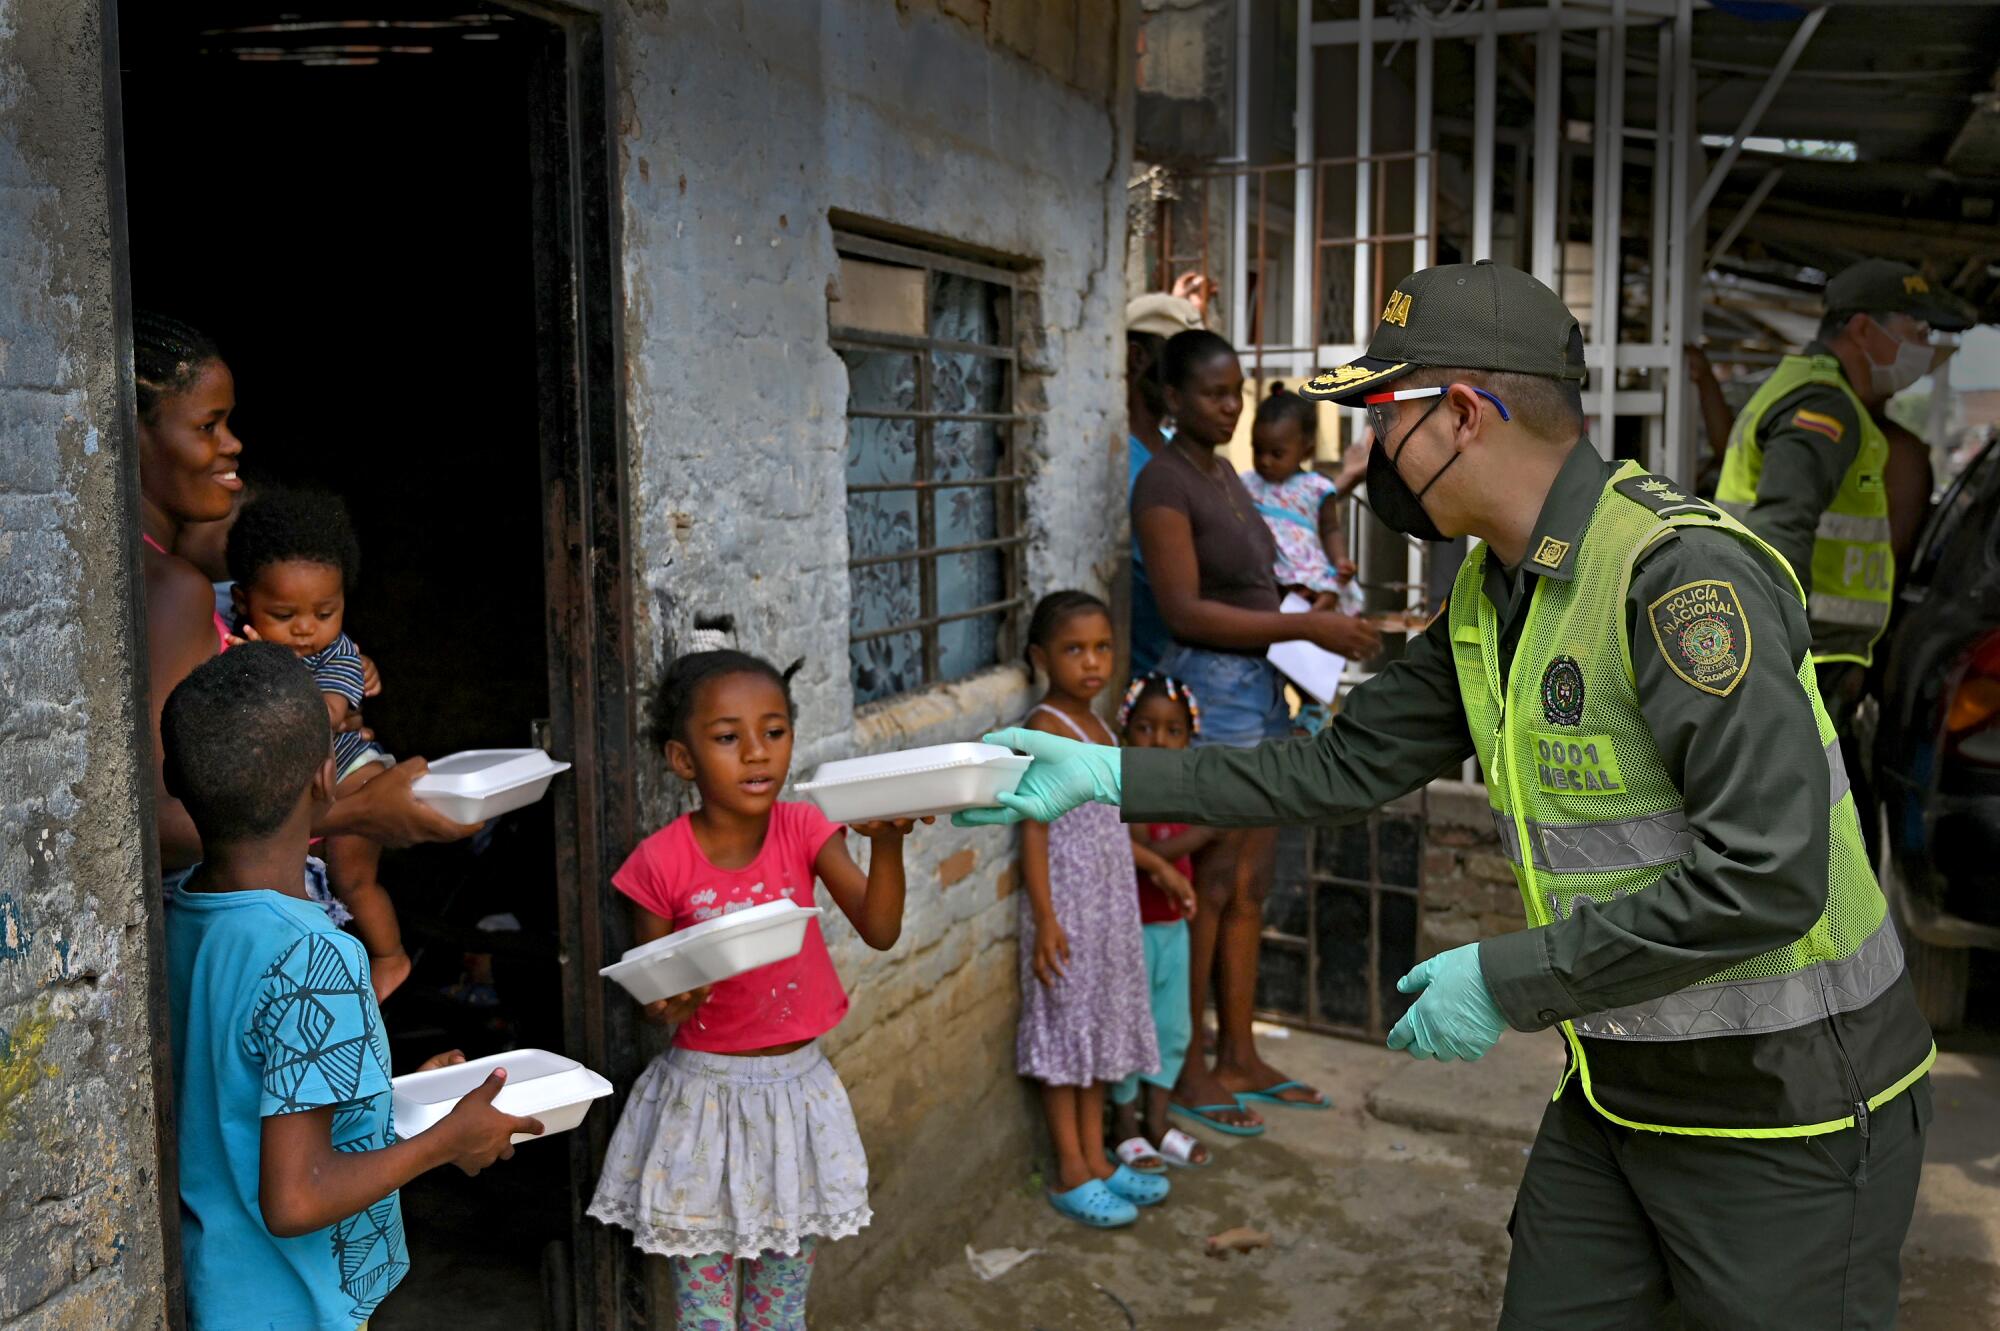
[962,261,1936,1330]
[1716,259,1971,726]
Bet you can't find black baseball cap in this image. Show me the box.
[1823,260,1974,332]
[1299,260,1588,404]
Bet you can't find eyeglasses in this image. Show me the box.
[1871,312,1934,345]
[1362,384,1510,445]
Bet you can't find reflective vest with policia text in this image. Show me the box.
[1447,461,1934,1136]
[1714,354,1893,666]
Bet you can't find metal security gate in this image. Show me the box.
[1257,791,1426,1042]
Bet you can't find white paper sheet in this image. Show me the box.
[1267,592,1347,705]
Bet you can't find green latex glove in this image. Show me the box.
[951,728,1123,827]
[1385,943,1509,1062]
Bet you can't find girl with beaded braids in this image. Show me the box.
[1108,674,1213,1171]
[133,312,478,886]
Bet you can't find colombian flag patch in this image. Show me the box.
[1792,408,1846,443]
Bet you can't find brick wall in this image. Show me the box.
[1418,779,1525,958]
[611,1,1132,1320]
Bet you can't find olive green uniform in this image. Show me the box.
[1714,344,1884,730]
[1123,442,1934,1329]
[1715,343,1873,620]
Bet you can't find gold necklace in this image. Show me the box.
[1173,439,1248,523]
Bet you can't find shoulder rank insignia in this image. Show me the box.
[1531,536,1571,570]
[1612,474,1718,521]
[1791,408,1847,443]
[1648,579,1751,697]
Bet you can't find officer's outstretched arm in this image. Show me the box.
[1121,614,1477,827]
[1478,530,1829,1031]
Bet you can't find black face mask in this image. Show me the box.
[1364,396,1461,543]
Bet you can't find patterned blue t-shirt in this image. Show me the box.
[167,886,406,1329]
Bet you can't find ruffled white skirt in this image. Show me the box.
[587,1043,871,1259]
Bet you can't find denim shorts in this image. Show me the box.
[1156,643,1291,748]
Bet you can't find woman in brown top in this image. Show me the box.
[1132,331,1379,1128]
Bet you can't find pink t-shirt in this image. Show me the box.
[610,802,848,1053]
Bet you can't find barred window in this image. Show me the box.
[831,230,1029,706]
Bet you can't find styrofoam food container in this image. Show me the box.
[794,742,1032,823]
[599,899,820,1006]
[410,748,572,823]
[391,1049,611,1144]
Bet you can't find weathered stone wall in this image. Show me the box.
[1134,0,1234,161]
[0,1,172,1327]
[611,1,1131,1320]
[1419,780,1521,959]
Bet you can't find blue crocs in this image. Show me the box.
[1047,1178,1139,1229]
[1103,1163,1171,1207]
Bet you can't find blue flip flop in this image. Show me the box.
[1168,1101,1267,1137]
[1103,1163,1171,1207]
[1047,1178,1139,1229]
[1234,1080,1333,1110]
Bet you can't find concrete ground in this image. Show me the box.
[843,1027,2000,1331]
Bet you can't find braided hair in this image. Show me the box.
[134,311,223,422]
[1116,673,1202,737]
[650,647,801,748]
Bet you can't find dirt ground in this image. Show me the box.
[840,1027,2000,1331]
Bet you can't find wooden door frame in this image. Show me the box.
[510,5,641,1328]
[104,3,639,1326]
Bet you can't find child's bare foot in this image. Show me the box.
[1149,1127,1210,1167]
[1112,1136,1169,1172]
[1110,1100,1168,1172]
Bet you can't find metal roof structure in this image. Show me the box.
[1613,1,2000,334]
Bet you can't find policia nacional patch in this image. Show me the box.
[1541,655,1585,726]
[1648,579,1751,697]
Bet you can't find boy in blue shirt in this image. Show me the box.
[163,644,541,1329]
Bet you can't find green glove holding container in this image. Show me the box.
[951,728,1121,826]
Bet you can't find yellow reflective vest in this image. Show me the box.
[1448,462,1932,1135]
[1715,354,1893,666]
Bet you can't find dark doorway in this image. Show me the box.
[116,5,634,1327]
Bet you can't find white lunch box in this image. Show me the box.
[794,742,1031,823]
[410,748,572,823]
[391,1049,611,1144]
[598,899,820,1006]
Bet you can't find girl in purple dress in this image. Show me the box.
[1014,592,1171,1229]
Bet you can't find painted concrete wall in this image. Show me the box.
[611,0,1131,1319]
[0,1,172,1327]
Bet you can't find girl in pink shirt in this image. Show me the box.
[588,649,925,1330]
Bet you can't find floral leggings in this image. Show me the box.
[669,1240,816,1330]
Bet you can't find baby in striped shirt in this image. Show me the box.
[227,488,411,1002]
